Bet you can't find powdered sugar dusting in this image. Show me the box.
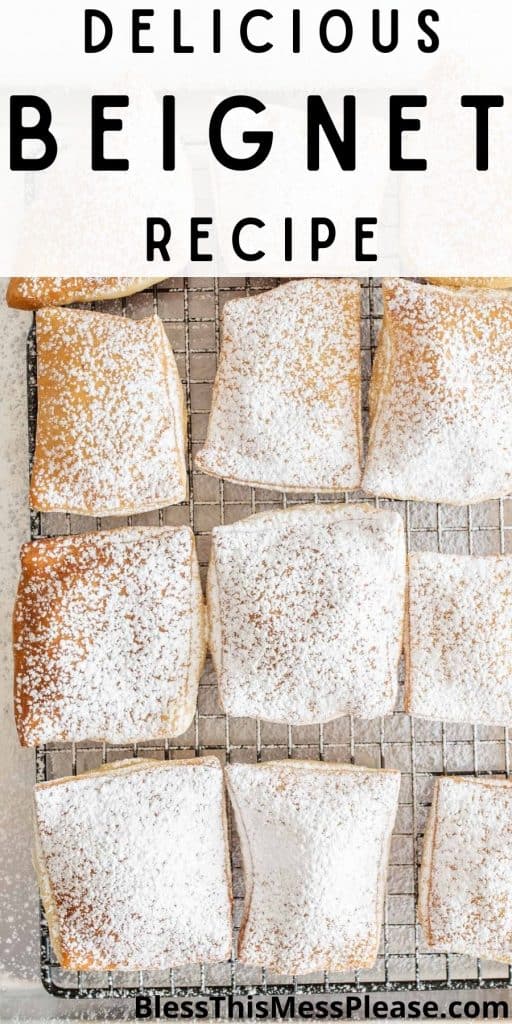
[209,504,406,724]
[34,757,232,971]
[30,308,187,515]
[363,279,512,504]
[14,526,205,744]
[7,277,167,310]
[419,776,512,962]
[427,277,512,290]
[227,761,400,975]
[406,552,512,727]
[196,279,362,492]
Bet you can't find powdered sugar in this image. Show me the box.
[363,279,512,504]
[7,277,167,310]
[196,279,362,492]
[209,504,406,724]
[30,309,187,515]
[406,552,512,727]
[226,760,400,975]
[34,757,232,970]
[427,277,512,290]
[14,526,205,744]
[419,776,512,962]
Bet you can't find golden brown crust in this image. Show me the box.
[6,276,168,310]
[29,309,187,516]
[366,313,392,456]
[14,527,205,746]
[427,277,512,290]
[402,554,413,715]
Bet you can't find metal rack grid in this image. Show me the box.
[27,277,512,999]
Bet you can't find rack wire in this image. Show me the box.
[28,277,512,999]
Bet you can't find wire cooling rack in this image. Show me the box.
[28,277,512,999]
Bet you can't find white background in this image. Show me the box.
[0,0,512,274]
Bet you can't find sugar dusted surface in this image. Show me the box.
[363,280,512,504]
[14,526,205,744]
[7,276,167,309]
[407,552,512,727]
[419,776,512,961]
[427,277,512,290]
[34,757,232,970]
[209,504,406,724]
[30,308,186,515]
[196,279,362,491]
[227,761,400,975]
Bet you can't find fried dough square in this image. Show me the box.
[208,504,406,724]
[30,308,187,515]
[226,760,400,975]
[406,552,512,727]
[363,279,512,503]
[14,527,205,745]
[419,776,512,962]
[196,279,362,492]
[34,757,232,970]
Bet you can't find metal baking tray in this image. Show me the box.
[28,277,512,998]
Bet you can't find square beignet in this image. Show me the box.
[226,760,400,975]
[30,308,187,515]
[405,552,512,727]
[208,504,406,724]
[419,776,512,962]
[195,279,362,492]
[363,279,512,504]
[14,527,205,745]
[34,757,232,971]
[7,276,167,309]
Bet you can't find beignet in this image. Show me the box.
[14,526,205,745]
[363,279,512,503]
[208,504,406,724]
[419,775,512,963]
[30,308,187,515]
[196,279,362,492]
[226,760,400,975]
[405,552,512,727]
[34,757,232,970]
